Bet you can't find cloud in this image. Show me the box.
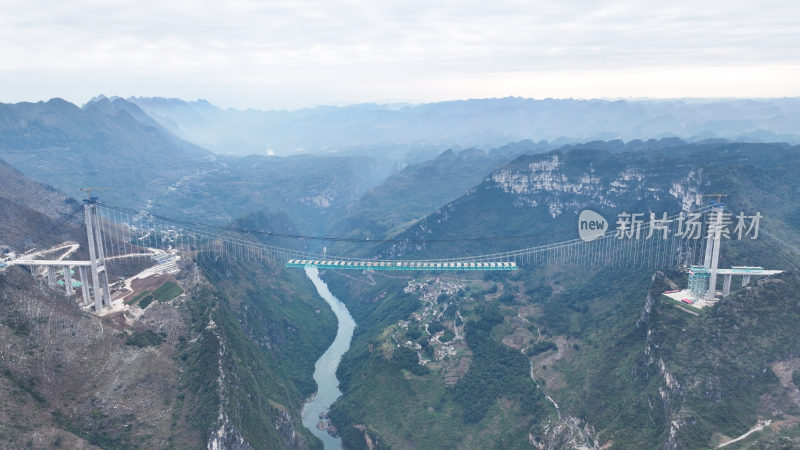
[1,0,798,108]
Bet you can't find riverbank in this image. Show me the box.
[301,267,356,450]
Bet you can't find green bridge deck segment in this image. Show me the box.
[285,259,518,271]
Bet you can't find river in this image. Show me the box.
[302,267,356,450]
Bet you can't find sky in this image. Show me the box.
[1,0,799,109]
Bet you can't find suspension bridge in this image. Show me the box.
[1,198,780,312]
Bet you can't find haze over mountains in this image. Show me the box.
[2,93,800,448]
[127,96,800,158]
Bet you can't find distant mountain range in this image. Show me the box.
[0,97,395,235]
[3,95,800,448]
[0,97,210,207]
[126,96,800,158]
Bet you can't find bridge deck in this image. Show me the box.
[8,259,93,267]
[285,259,517,271]
[689,265,782,276]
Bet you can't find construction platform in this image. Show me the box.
[285,259,518,271]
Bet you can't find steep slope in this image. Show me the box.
[630,271,800,448]
[380,141,800,265]
[331,148,509,244]
[0,157,83,250]
[184,256,337,449]
[320,141,800,449]
[0,98,396,237]
[0,264,203,448]
[0,157,76,218]
[151,153,393,236]
[0,176,339,449]
[0,249,337,449]
[0,97,210,207]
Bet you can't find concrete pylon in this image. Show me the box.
[703,219,715,268]
[47,266,57,286]
[723,274,732,297]
[84,200,111,310]
[706,207,724,301]
[63,266,73,295]
[79,266,90,305]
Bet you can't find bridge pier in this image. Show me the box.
[723,274,732,297]
[63,265,73,295]
[742,275,751,286]
[78,266,90,305]
[47,266,57,286]
[84,200,111,310]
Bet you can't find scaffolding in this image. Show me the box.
[688,265,710,299]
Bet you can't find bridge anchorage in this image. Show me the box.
[1,198,782,311]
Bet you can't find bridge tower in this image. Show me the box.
[704,204,725,301]
[84,198,111,310]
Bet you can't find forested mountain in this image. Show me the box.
[0,98,396,236]
[149,152,393,236]
[0,97,210,207]
[4,93,800,449]
[0,169,337,449]
[128,96,800,157]
[0,157,82,247]
[379,141,800,265]
[330,148,510,245]
[319,141,800,448]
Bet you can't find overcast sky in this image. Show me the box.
[1,0,798,109]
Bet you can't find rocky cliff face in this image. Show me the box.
[0,246,333,450]
[632,272,800,449]
[0,265,201,448]
[379,147,706,260]
[486,153,699,217]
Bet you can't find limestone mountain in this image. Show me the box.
[0,97,210,207]
[0,187,338,448]
[0,157,83,249]
[319,141,800,449]
[0,98,397,237]
[379,140,800,267]
[331,147,510,245]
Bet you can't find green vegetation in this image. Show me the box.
[525,340,557,356]
[152,281,183,302]
[183,257,337,448]
[323,270,552,448]
[392,346,429,376]
[453,305,547,423]
[427,320,444,335]
[320,140,800,448]
[129,282,183,309]
[138,294,155,309]
[793,369,800,388]
[2,368,46,406]
[51,409,135,449]
[650,273,800,446]
[124,330,165,347]
[125,290,150,305]
[441,329,455,342]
